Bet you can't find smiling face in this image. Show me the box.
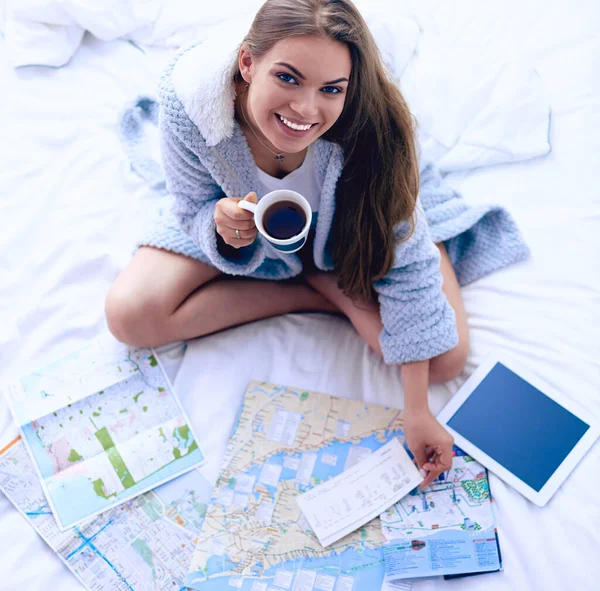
[238,35,352,155]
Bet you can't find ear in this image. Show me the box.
[238,45,254,84]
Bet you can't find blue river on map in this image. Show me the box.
[187,429,410,590]
[191,548,386,590]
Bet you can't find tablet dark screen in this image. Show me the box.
[447,362,590,491]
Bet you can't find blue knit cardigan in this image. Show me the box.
[133,24,529,366]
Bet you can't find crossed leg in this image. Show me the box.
[105,247,337,349]
[304,243,469,383]
[106,244,468,382]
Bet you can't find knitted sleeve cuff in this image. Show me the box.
[194,200,266,275]
[379,298,459,365]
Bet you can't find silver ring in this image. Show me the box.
[235,229,241,240]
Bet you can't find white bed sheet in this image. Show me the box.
[1,0,599,589]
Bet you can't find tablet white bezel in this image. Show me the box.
[437,351,599,507]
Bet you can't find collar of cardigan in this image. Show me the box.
[170,14,258,147]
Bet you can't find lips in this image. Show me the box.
[274,113,317,137]
[277,114,315,128]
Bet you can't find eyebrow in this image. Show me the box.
[275,62,349,85]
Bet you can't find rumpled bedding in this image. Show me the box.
[1,0,551,173]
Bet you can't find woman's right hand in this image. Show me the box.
[214,192,258,248]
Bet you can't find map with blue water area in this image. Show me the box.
[380,450,501,580]
[186,381,410,591]
[0,437,214,591]
[380,450,495,540]
[3,334,204,530]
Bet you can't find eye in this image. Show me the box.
[321,86,343,94]
[277,73,298,85]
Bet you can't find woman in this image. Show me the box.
[106,0,528,485]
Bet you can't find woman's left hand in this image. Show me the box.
[403,408,454,488]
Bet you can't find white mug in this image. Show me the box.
[238,189,312,254]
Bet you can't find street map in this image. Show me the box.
[185,381,410,591]
[2,334,204,529]
[381,451,495,540]
[380,450,501,580]
[0,436,213,590]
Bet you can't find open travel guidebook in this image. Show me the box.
[380,449,502,582]
[1,334,204,530]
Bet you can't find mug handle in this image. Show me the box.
[237,200,257,214]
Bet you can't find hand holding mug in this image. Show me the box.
[214,192,258,248]
[238,189,312,254]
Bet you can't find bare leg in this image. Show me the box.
[304,272,384,354]
[106,247,338,348]
[162,275,339,344]
[305,243,470,383]
[430,243,470,382]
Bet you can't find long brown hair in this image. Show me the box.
[239,0,419,300]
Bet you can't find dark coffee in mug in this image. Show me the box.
[263,200,307,239]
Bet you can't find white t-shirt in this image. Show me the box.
[256,145,322,213]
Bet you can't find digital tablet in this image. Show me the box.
[437,352,599,506]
